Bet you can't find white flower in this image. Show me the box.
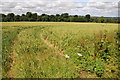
[77,53,82,56]
[64,54,70,58]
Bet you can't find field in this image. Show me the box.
[2,22,119,78]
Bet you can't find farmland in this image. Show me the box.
[2,22,119,78]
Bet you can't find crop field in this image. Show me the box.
[2,22,119,78]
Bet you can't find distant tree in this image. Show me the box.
[61,13,69,18]
[85,14,91,22]
[49,15,55,21]
[1,14,6,22]
[61,13,69,21]
[26,12,32,21]
[99,16,105,23]
[21,14,25,17]
[31,13,38,21]
[40,14,49,21]
[41,14,47,16]
[90,17,97,23]
[14,15,21,21]
[1,12,118,23]
[74,15,78,17]
[69,16,84,22]
[42,15,49,21]
[69,16,75,22]
[0,14,1,22]
[118,18,120,23]
[21,14,28,21]
[6,13,15,21]
[55,14,60,22]
[73,15,79,22]
[37,16,42,21]
[78,16,86,22]
[56,14,60,17]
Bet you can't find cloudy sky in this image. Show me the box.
[0,0,119,17]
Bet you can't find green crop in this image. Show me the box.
[2,22,119,78]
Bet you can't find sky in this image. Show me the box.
[0,0,119,17]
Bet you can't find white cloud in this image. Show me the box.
[100,0,119,2]
[1,0,58,2]
[0,0,119,17]
[89,0,97,2]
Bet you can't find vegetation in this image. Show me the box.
[0,12,118,23]
[2,22,119,78]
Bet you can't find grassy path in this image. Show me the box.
[40,34,64,57]
[5,27,32,78]
[3,27,78,78]
[6,36,17,78]
[2,27,22,78]
[3,27,42,78]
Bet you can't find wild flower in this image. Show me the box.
[64,54,70,58]
[77,53,82,56]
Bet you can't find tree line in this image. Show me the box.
[0,12,118,23]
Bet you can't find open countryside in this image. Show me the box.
[2,22,119,78]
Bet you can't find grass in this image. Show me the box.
[2,22,119,78]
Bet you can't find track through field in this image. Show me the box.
[40,34,64,57]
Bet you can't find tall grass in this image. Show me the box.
[2,22,119,78]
